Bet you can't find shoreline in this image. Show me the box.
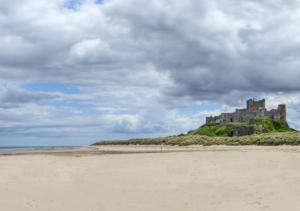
[3,145,300,156]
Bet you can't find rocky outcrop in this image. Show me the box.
[230,125,255,137]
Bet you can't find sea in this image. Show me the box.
[0,146,81,153]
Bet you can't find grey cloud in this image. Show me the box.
[99,0,300,103]
[2,0,300,97]
[1,0,300,100]
[0,86,59,105]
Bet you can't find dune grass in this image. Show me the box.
[93,132,300,146]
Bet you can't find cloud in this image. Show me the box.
[104,0,300,101]
[1,0,300,145]
[2,0,300,96]
[0,86,59,106]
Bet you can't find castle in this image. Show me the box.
[206,99,286,124]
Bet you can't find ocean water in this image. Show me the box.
[0,146,80,153]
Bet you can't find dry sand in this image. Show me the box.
[1,145,300,211]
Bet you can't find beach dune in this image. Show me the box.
[1,146,300,211]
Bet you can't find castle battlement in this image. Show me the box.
[206,98,286,124]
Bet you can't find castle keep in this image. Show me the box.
[206,99,286,124]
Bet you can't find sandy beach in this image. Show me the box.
[1,145,300,211]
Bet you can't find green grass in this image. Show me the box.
[249,119,294,133]
[190,123,233,137]
[225,121,248,125]
[189,119,293,137]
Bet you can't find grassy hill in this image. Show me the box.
[92,119,298,146]
[189,119,294,137]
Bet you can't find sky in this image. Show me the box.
[1,0,300,146]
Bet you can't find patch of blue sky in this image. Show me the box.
[64,0,82,9]
[95,0,103,4]
[178,103,221,116]
[21,82,80,94]
[64,0,103,10]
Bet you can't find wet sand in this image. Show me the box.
[1,145,300,211]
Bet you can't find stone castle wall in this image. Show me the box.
[206,99,286,124]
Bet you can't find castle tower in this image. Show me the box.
[277,104,286,122]
[246,98,266,113]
